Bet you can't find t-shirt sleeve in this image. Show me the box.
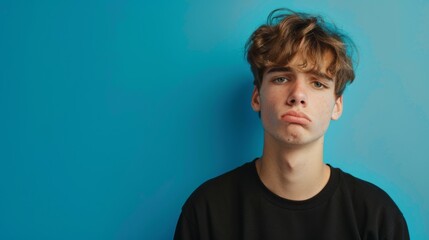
[384,211,409,240]
[342,171,410,240]
[173,179,216,240]
[173,212,198,240]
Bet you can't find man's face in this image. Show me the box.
[251,52,343,146]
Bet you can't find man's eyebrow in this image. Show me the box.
[266,66,292,74]
[266,66,334,81]
[308,70,334,81]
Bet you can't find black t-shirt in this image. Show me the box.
[174,160,409,240]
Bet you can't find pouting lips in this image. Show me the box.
[281,111,311,125]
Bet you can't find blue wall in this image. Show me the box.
[1,0,428,239]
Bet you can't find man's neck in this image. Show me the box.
[256,134,331,201]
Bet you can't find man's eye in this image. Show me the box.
[313,81,325,89]
[273,77,289,84]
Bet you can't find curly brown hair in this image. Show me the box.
[245,9,356,96]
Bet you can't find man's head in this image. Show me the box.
[246,9,356,146]
[246,8,355,97]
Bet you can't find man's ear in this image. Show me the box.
[251,86,261,112]
[331,95,343,120]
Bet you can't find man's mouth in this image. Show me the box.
[281,110,311,125]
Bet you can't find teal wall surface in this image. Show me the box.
[1,0,428,239]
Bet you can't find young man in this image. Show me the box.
[174,9,409,240]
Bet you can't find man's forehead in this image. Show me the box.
[265,51,335,80]
[291,50,334,71]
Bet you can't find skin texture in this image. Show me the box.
[250,52,343,200]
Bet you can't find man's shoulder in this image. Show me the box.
[183,160,256,209]
[335,167,409,238]
[337,167,402,213]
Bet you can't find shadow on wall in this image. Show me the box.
[117,71,260,240]
[216,74,262,168]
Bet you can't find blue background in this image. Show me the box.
[1,0,428,239]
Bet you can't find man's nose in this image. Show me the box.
[286,81,307,106]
